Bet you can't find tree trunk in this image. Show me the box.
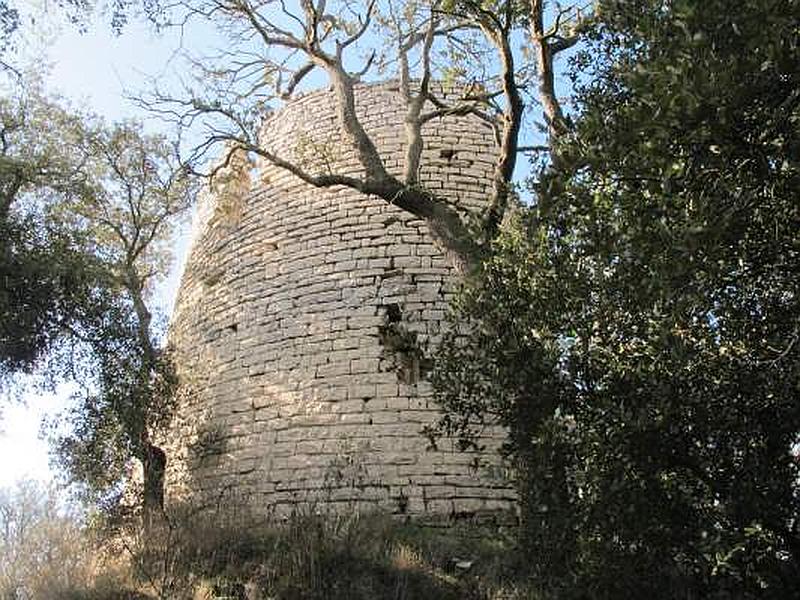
[126,269,156,365]
[142,441,166,532]
[125,268,166,530]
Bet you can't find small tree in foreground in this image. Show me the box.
[52,120,194,523]
[432,0,800,597]
[0,480,96,598]
[0,80,194,522]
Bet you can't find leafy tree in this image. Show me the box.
[432,0,800,597]
[51,120,194,522]
[0,83,108,382]
[1,80,194,520]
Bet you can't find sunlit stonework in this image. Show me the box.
[166,82,514,517]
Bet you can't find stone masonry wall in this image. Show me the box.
[166,81,515,517]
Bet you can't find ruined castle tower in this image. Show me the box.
[166,81,514,516]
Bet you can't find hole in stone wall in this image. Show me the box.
[201,268,223,287]
[385,303,402,324]
[439,148,457,161]
[189,424,228,460]
[394,489,409,515]
[378,305,430,384]
[378,268,403,280]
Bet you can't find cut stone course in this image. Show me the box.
[165,80,515,517]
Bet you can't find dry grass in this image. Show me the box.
[90,501,532,600]
[2,482,535,600]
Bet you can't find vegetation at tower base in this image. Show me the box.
[1,476,540,599]
[431,0,800,597]
[0,79,194,521]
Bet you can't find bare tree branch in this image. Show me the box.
[139,0,583,269]
[280,61,316,98]
[528,0,571,149]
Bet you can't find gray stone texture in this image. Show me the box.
[166,81,514,516]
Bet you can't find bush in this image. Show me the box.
[0,479,122,599]
[431,1,800,597]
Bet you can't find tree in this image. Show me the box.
[52,120,194,522]
[142,0,590,269]
[0,479,95,599]
[0,82,110,383]
[0,78,194,519]
[432,0,800,596]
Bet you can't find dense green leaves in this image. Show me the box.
[433,0,800,596]
[0,81,191,513]
[0,220,101,377]
[0,85,104,381]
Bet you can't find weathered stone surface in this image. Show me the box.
[165,81,515,516]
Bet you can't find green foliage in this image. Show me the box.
[53,319,178,506]
[0,80,192,509]
[0,84,110,382]
[48,118,191,507]
[0,218,109,379]
[433,0,800,597]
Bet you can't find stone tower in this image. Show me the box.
[166,81,514,517]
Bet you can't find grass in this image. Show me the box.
[68,503,535,600]
[0,480,534,599]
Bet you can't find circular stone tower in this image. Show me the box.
[166,81,514,517]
